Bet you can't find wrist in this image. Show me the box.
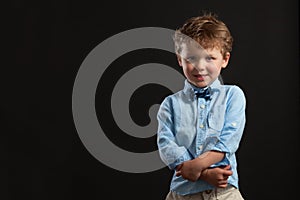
[194,157,205,172]
[200,168,209,181]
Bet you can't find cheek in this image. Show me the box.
[207,64,221,74]
[183,63,193,70]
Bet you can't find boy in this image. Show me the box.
[157,13,246,200]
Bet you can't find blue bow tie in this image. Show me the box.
[194,88,211,100]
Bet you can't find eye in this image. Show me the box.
[186,56,197,63]
[205,56,215,62]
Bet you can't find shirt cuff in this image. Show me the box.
[210,142,231,167]
[168,150,193,170]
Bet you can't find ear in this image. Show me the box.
[221,52,230,68]
[176,54,183,66]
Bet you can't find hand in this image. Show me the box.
[201,165,233,188]
[175,159,203,182]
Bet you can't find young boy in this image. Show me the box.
[157,13,246,200]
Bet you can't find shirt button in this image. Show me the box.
[199,124,204,128]
[198,145,203,150]
[200,104,205,109]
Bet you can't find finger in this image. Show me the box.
[223,165,231,170]
[218,180,228,185]
[218,183,228,188]
[223,169,233,176]
[176,164,183,171]
[176,171,182,177]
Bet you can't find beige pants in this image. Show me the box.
[165,185,244,200]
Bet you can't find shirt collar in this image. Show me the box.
[183,78,222,98]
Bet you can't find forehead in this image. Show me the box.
[180,42,222,56]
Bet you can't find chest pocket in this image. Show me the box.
[207,105,225,136]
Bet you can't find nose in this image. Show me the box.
[194,59,206,72]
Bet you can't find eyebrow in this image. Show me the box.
[207,53,215,57]
[206,51,219,57]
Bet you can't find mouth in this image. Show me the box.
[193,74,207,81]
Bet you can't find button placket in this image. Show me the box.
[196,98,207,154]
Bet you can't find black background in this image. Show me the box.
[5,0,299,200]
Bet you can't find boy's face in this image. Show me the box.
[177,42,230,88]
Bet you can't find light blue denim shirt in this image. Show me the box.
[157,78,246,195]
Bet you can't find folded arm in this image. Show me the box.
[175,150,224,181]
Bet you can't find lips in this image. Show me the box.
[194,74,206,81]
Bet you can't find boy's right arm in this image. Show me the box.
[156,97,193,169]
[175,150,225,181]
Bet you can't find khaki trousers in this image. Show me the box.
[165,185,244,200]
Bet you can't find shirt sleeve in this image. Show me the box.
[156,96,193,170]
[210,86,246,165]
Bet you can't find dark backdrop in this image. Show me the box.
[5,0,299,200]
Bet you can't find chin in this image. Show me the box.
[195,83,208,88]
